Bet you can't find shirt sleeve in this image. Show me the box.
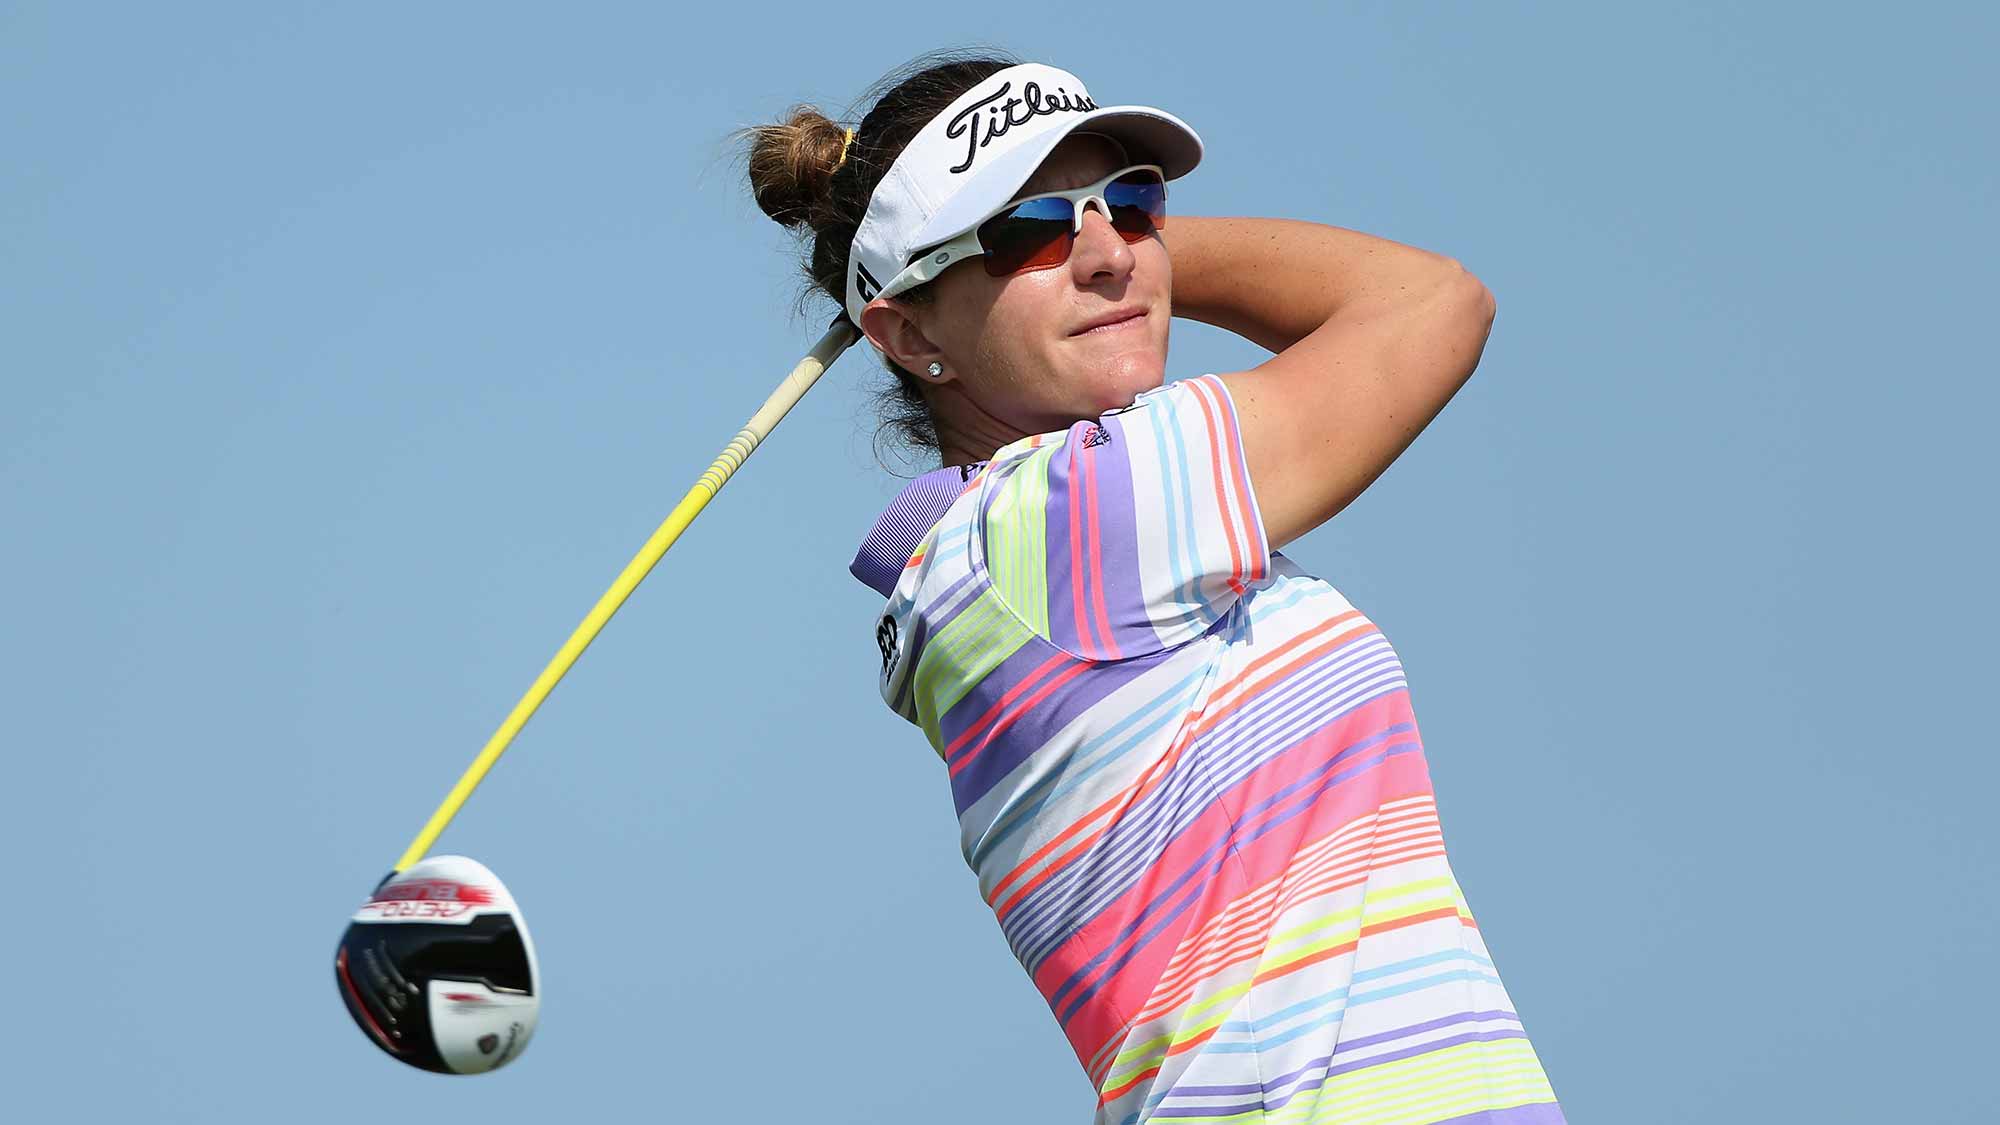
[976,374,1270,659]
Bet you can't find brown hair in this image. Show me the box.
[737,49,1019,460]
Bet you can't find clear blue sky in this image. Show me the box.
[3,3,1993,1122]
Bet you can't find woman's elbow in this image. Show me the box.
[1425,260,1497,373]
[1440,258,1496,327]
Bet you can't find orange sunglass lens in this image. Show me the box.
[978,209,1073,277]
[975,172,1167,276]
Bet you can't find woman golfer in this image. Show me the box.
[745,53,1563,1125]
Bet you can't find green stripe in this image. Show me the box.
[984,448,1051,638]
[912,588,1034,748]
[1262,876,1456,958]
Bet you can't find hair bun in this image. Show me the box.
[744,105,848,230]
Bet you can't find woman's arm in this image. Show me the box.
[1163,216,1496,549]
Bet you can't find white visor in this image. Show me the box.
[845,63,1201,328]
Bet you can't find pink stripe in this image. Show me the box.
[1206,373,1262,583]
[1141,803,1444,1014]
[1030,695,1432,1062]
[1064,750,1440,1072]
[1063,745,1438,1052]
[1187,375,1257,588]
[1208,375,1266,581]
[1035,793,1243,1063]
[1210,376,1262,581]
[1067,442,1091,656]
[1223,699,1432,894]
[1136,836,1448,1022]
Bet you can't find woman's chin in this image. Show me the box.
[1068,318,1167,384]
[1086,349,1167,411]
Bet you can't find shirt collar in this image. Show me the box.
[849,462,986,597]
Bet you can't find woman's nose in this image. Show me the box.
[1069,203,1135,282]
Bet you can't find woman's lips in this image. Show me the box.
[1071,309,1147,336]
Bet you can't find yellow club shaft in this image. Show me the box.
[393,320,861,873]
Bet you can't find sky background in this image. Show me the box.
[3,3,1994,1122]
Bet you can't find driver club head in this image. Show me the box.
[334,855,540,1074]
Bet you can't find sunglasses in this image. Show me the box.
[874,164,1167,301]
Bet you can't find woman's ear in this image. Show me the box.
[860,298,947,379]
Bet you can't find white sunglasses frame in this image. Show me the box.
[869,164,1168,305]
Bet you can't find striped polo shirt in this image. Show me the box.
[852,375,1563,1125]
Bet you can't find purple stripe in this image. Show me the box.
[1041,417,1149,659]
[945,640,1165,816]
[1005,639,1407,965]
[1084,417,1145,656]
[1152,1030,1540,1119]
[1427,1101,1566,1125]
[1320,1029,1532,1085]
[1320,1008,1522,1057]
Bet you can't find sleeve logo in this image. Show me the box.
[876,613,901,676]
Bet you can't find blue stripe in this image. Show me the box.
[1201,968,1506,1055]
[1218,950,1499,1036]
[1142,386,1208,619]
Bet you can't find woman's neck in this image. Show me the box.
[930,382,1030,469]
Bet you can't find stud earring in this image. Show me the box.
[926,362,944,378]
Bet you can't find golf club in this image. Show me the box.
[334,319,861,1073]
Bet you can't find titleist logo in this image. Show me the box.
[945,81,1098,174]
